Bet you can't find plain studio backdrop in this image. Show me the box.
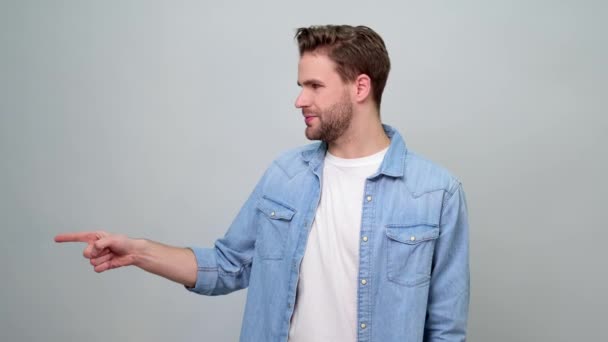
[1,1,606,341]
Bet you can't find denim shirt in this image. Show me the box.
[187,124,470,342]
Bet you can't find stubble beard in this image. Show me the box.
[305,97,354,143]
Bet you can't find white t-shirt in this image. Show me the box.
[288,146,388,342]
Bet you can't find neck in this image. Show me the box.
[327,109,390,159]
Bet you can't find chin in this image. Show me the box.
[304,128,321,141]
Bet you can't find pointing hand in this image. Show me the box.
[55,231,138,273]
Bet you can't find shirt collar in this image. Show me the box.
[301,124,407,178]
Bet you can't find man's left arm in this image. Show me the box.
[424,180,470,341]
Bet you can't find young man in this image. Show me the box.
[56,25,470,342]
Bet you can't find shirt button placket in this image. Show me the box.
[359,188,374,341]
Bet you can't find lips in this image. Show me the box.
[304,116,316,124]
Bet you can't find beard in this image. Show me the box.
[305,94,354,143]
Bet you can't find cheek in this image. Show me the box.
[314,95,331,110]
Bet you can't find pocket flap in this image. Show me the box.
[386,224,439,244]
[256,195,296,221]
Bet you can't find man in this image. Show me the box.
[56,25,470,342]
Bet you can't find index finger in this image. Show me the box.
[54,232,99,243]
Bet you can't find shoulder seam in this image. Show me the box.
[272,160,291,178]
[442,180,462,205]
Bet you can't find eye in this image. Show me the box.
[311,83,322,89]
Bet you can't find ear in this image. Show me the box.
[353,74,372,104]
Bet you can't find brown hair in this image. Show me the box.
[295,25,391,109]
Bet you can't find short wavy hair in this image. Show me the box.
[295,25,391,109]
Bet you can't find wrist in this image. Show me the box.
[131,238,149,268]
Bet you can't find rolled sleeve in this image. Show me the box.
[183,166,271,297]
[184,247,219,295]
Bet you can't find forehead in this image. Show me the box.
[297,52,341,81]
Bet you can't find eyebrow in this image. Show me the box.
[297,79,325,87]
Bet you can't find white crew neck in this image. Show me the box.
[325,146,389,167]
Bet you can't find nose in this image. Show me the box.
[294,89,308,109]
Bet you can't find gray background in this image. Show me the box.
[1,0,606,341]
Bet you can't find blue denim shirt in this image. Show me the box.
[187,124,470,342]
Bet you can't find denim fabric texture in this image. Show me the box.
[187,124,470,342]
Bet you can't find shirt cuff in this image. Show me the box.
[184,247,218,295]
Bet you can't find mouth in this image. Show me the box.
[304,116,317,125]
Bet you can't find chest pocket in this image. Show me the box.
[255,195,296,260]
[386,223,440,287]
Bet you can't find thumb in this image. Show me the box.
[92,237,114,257]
